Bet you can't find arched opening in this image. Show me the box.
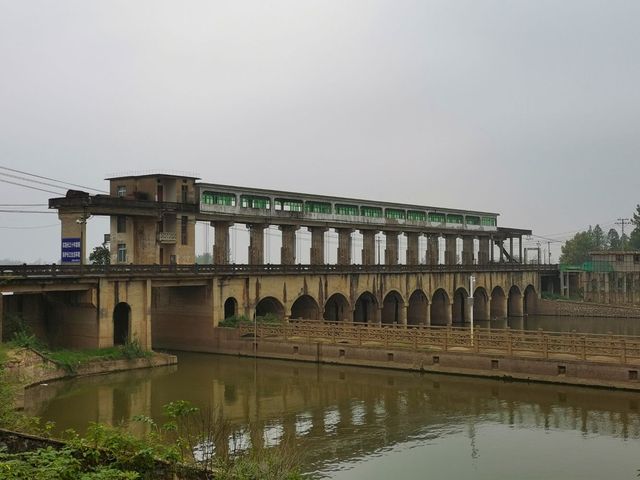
[452,288,468,324]
[523,285,537,315]
[324,293,350,322]
[508,285,523,317]
[407,290,429,326]
[113,302,131,345]
[224,297,237,319]
[490,286,507,319]
[381,291,404,325]
[430,289,450,326]
[255,296,285,321]
[353,292,379,324]
[473,287,489,321]
[290,295,320,320]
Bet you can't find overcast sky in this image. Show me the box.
[1,0,639,263]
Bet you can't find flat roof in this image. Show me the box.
[106,171,200,181]
[196,182,500,217]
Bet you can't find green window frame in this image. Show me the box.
[361,206,383,218]
[428,212,446,223]
[335,204,359,216]
[202,191,236,206]
[274,198,303,212]
[447,214,463,224]
[466,215,480,225]
[407,210,427,222]
[481,217,497,227]
[385,208,406,220]
[304,201,332,214]
[240,195,271,209]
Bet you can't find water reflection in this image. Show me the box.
[26,353,640,479]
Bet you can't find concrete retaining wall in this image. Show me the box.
[193,328,640,391]
[536,298,640,318]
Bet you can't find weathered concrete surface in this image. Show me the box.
[3,348,177,409]
[537,298,640,318]
[168,328,640,392]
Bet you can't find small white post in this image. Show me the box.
[469,275,476,345]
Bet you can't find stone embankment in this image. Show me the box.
[536,299,640,318]
[3,348,177,408]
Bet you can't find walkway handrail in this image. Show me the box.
[0,263,560,278]
[238,321,640,366]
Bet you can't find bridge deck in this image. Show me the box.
[0,263,559,279]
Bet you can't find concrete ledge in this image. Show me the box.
[187,328,640,392]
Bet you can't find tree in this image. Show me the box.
[559,227,600,265]
[89,244,110,265]
[607,228,621,250]
[195,253,212,264]
[630,204,640,250]
[592,224,607,250]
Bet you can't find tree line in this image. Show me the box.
[560,205,640,264]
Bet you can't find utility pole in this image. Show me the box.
[548,241,551,264]
[616,218,631,250]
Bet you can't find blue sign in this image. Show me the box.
[61,237,82,263]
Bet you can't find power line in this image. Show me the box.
[0,178,65,196]
[0,209,57,214]
[0,165,107,193]
[0,223,58,229]
[0,171,84,193]
[0,203,48,207]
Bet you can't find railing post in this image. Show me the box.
[621,339,627,364]
[474,329,480,353]
[507,328,513,356]
[283,322,288,341]
[581,336,587,360]
[543,335,549,359]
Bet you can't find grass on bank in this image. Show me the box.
[218,313,281,328]
[0,317,302,479]
[4,314,151,373]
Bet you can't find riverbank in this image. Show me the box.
[2,346,177,409]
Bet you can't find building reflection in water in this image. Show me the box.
[26,352,640,473]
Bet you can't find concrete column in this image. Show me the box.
[362,230,376,265]
[425,303,431,326]
[462,236,474,265]
[519,236,523,264]
[478,237,490,265]
[406,232,419,265]
[212,221,231,264]
[336,228,353,265]
[248,224,266,265]
[279,225,297,265]
[490,236,495,262]
[447,302,453,325]
[499,240,505,262]
[427,235,439,265]
[59,212,87,264]
[384,231,399,265]
[509,237,514,262]
[310,227,327,265]
[445,235,457,265]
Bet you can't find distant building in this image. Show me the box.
[582,251,640,304]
